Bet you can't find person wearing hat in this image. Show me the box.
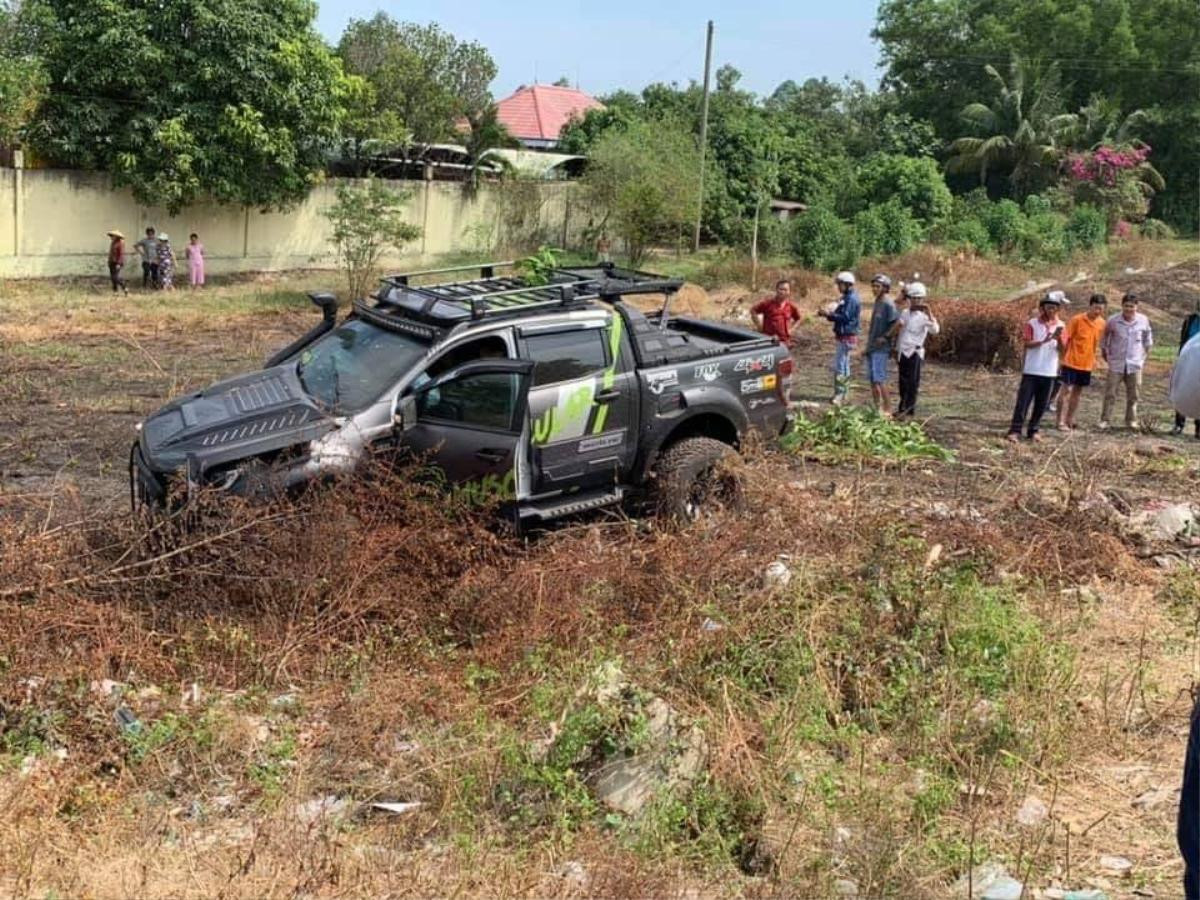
[1099,293,1153,430]
[1055,293,1108,430]
[818,271,861,405]
[864,273,899,414]
[156,232,176,291]
[105,229,129,295]
[893,281,939,418]
[1006,291,1067,443]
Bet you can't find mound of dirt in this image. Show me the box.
[1113,260,1200,319]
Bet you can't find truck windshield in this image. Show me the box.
[296,319,428,414]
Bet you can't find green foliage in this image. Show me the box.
[788,206,854,271]
[583,118,699,265]
[337,14,496,144]
[1139,218,1176,240]
[0,0,47,146]
[516,246,560,286]
[856,154,952,227]
[853,199,924,257]
[1018,211,1070,263]
[324,178,421,301]
[782,407,955,463]
[982,200,1025,252]
[28,0,346,212]
[1065,205,1107,250]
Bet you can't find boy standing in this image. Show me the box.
[1099,293,1153,430]
[751,279,802,346]
[818,272,861,405]
[1006,291,1067,443]
[894,282,938,418]
[864,274,899,414]
[1055,294,1107,430]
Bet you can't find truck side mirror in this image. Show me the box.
[393,394,418,431]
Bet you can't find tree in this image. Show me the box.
[324,178,421,302]
[337,15,497,145]
[27,0,345,212]
[461,103,518,190]
[583,118,699,265]
[945,57,1076,199]
[856,154,952,228]
[339,74,409,175]
[0,0,48,147]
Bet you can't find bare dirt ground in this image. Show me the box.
[1,251,1199,898]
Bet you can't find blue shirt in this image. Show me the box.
[827,290,861,338]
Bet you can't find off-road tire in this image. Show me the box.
[650,436,745,524]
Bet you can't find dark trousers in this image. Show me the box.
[1176,413,1200,436]
[142,261,159,288]
[1009,374,1054,437]
[108,261,126,293]
[1181,694,1200,898]
[897,353,923,416]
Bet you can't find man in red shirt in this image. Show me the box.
[752,279,802,345]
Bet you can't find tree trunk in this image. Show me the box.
[750,200,762,292]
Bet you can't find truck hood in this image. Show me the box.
[139,364,336,471]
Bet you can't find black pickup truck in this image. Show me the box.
[130,263,793,524]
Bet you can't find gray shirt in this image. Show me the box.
[866,296,899,352]
[136,236,158,261]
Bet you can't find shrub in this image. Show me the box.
[1019,212,1070,263]
[982,200,1024,253]
[856,153,952,227]
[1065,205,1107,250]
[1022,194,1052,217]
[938,217,992,255]
[853,199,923,257]
[1140,218,1176,240]
[324,177,422,302]
[788,206,855,270]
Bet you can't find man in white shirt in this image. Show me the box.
[1006,292,1067,443]
[1099,293,1153,430]
[892,281,939,418]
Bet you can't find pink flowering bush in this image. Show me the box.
[1066,144,1152,187]
[1059,143,1160,226]
[1112,219,1133,241]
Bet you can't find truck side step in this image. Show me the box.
[519,487,626,522]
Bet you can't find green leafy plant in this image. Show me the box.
[516,245,561,286]
[781,407,954,463]
[325,177,422,302]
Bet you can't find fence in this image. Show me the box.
[0,169,587,278]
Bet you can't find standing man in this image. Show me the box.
[818,271,861,405]
[136,226,159,289]
[1055,293,1108,430]
[751,279,802,346]
[1006,291,1067,443]
[864,274,899,414]
[1099,293,1153,431]
[1172,300,1200,438]
[106,229,128,295]
[894,282,938,418]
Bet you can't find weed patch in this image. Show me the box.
[782,406,955,462]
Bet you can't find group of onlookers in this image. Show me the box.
[751,272,1199,440]
[104,226,206,294]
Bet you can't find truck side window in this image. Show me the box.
[526,329,608,386]
[416,372,520,432]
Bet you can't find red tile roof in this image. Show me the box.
[494,84,604,143]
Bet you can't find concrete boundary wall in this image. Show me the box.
[0,169,585,278]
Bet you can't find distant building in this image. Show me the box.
[494,84,604,150]
[769,199,808,222]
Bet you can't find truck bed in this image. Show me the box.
[620,304,778,368]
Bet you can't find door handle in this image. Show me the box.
[594,389,621,403]
[475,447,508,463]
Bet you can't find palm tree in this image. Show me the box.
[946,56,1077,199]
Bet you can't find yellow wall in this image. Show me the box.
[0,170,586,278]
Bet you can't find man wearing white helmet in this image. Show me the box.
[893,281,939,417]
[864,274,899,414]
[1006,291,1067,442]
[818,271,861,405]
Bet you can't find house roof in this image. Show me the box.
[494,84,604,143]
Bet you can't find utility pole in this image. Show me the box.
[692,20,713,253]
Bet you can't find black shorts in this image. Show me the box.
[1060,365,1092,387]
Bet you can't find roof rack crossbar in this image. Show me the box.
[384,260,516,287]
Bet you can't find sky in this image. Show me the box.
[314,0,884,101]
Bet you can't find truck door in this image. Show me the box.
[521,312,637,493]
[397,359,534,505]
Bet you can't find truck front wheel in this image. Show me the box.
[651,436,745,523]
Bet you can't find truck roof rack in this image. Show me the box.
[362,260,683,331]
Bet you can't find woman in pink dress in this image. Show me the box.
[186,232,205,289]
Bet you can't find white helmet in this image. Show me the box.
[1042,290,1067,306]
[835,271,856,285]
[905,281,928,300]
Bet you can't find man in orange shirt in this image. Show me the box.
[1056,293,1108,430]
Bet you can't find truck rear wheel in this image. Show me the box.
[651,437,745,524]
